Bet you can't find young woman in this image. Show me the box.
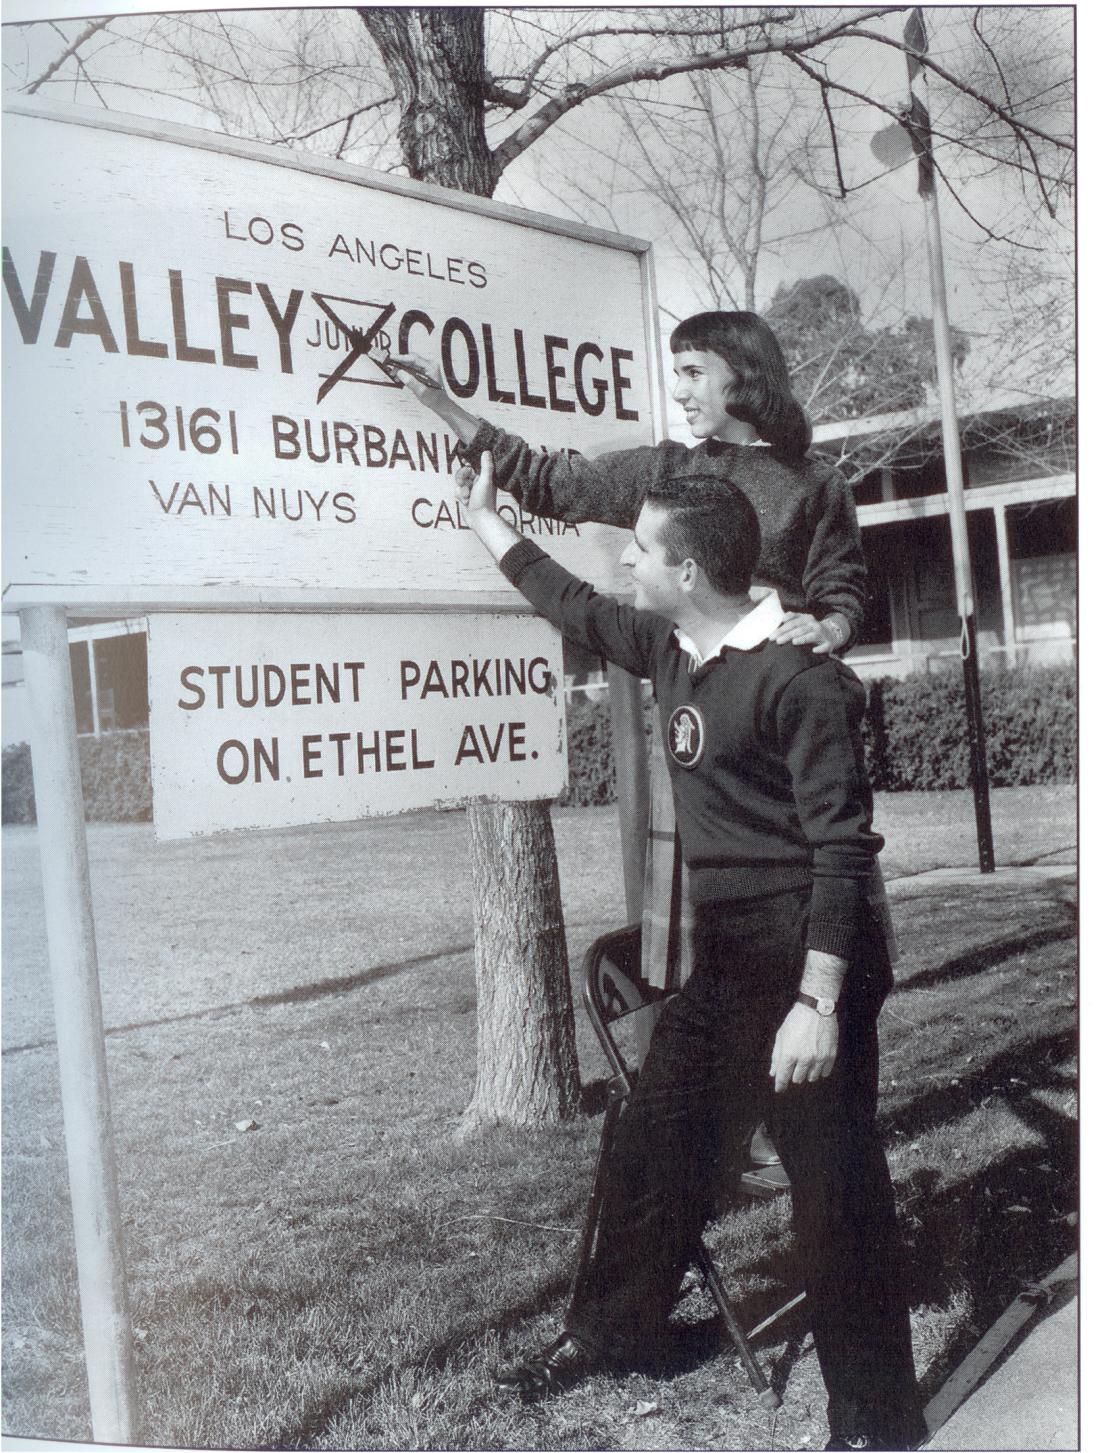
[390,309,866,655]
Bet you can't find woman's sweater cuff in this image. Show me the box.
[459,419,496,462]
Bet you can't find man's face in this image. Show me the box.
[671,348,739,440]
[619,502,686,615]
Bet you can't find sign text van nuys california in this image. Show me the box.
[2,104,658,610]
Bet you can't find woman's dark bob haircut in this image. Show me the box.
[670,311,811,461]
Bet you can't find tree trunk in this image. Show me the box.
[357,8,499,195]
[461,802,579,1131]
[361,7,581,1129]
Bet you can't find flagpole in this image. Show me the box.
[902,7,996,872]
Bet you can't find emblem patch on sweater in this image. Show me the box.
[667,704,705,769]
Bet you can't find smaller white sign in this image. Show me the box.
[148,613,567,839]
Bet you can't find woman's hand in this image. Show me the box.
[385,351,445,400]
[769,611,843,655]
[386,351,481,446]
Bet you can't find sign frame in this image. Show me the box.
[2,96,667,618]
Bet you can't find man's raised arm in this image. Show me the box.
[456,453,660,682]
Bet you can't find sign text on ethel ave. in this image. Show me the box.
[147,612,567,838]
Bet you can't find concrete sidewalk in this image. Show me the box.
[922,1281,1078,1450]
[888,863,1076,901]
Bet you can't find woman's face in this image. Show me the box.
[671,348,742,441]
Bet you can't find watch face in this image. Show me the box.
[817,998,837,1016]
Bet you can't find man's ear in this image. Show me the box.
[680,558,699,593]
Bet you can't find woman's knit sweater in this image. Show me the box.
[464,421,866,638]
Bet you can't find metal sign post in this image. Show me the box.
[19,604,139,1444]
[917,174,995,871]
[874,8,996,871]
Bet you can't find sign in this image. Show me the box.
[147,612,567,839]
[2,101,659,613]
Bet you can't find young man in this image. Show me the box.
[455,452,923,1453]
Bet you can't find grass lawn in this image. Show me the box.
[1,785,1077,1449]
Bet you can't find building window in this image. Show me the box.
[858,523,908,649]
[1008,498,1076,559]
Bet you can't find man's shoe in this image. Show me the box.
[493,1332,602,1401]
[749,1123,783,1167]
[824,1431,919,1451]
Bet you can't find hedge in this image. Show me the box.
[860,666,1076,791]
[2,729,152,825]
[562,665,1076,805]
[1,666,1075,822]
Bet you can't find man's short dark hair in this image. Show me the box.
[644,476,761,596]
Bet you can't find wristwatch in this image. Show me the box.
[797,990,837,1017]
[820,616,847,651]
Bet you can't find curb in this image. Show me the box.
[921,1253,1078,1449]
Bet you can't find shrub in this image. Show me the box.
[559,695,617,806]
[80,729,153,821]
[2,742,36,824]
[862,666,1076,791]
[2,729,152,824]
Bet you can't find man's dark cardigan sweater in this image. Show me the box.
[500,538,882,962]
[466,421,866,636]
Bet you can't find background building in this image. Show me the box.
[817,394,1076,678]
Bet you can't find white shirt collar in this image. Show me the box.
[674,589,784,668]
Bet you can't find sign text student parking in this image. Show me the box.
[148,614,566,838]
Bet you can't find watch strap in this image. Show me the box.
[797,990,836,1016]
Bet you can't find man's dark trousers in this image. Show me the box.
[566,888,922,1447]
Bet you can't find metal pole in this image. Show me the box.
[607,664,650,921]
[992,505,1019,667]
[19,604,139,1443]
[917,125,996,873]
[88,638,101,738]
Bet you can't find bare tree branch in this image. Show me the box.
[491,10,798,104]
[840,26,1073,151]
[932,164,1046,250]
[972,9,1013,108]
[24,16,110,93]
[784,52,1067,200]
[278,95,395,146]
[491,7,905,173]
[818,80,847,199]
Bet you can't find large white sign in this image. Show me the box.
[2,102,658,613]
[147,612,567,839]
